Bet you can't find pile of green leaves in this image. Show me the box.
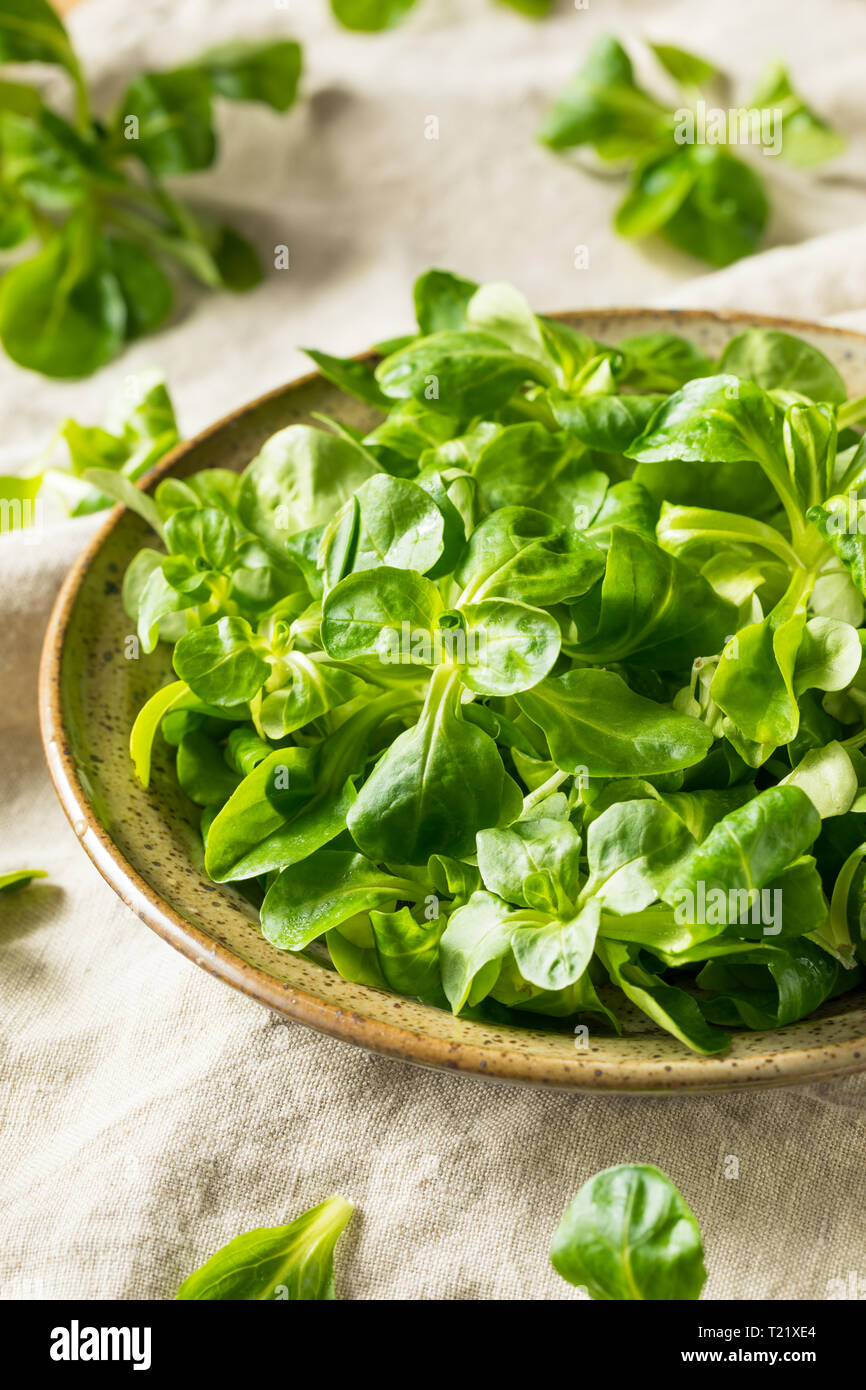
[120,268,866,1055]
[329,0,552,32]
[0,1,301,377]
[540,35,845,266]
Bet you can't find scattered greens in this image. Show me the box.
[0,868,47,894]
[329,0,552,32]
[0,371,179,531]
[540,34,844,267]
[175,1171,704,1300]
[123,268,866,1054]
[551,1164,707,1300]
[175,1195,353,1300]
[0,1,301,376]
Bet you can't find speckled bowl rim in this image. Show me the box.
[39,307,866,1092]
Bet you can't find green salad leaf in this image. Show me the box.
[176,1195,353,1300]
[540,33,844,268]
[551,1164,707,1300]
[0,4,302,377]
[0,869,47,895]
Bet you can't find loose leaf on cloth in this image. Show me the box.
[539,32,842,267]
[551,1164,706,1300]
[0,868,47,894]
[176,1196,353,1300]
[0,9,303,377]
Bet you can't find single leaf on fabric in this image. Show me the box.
[615,150,696,238]
[0,104,103,211]
[751,61,846,169]
[117,67,216,175]
[538,34,670,156]
[0,471,41,529]
[551,1164,707,1301]
[104,236,174,341]
[650,42,716,88]
[661,146,769,268]
[0,0,75,70]
[330,0,419,32]
[0,219,126,378]
[176,1195,353,1300]
[238,425,378,547]
[198,39,302,111]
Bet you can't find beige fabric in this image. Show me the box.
[2,0,866,1301]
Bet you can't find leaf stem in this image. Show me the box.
[838,394,866,430]
[521,769,568,816]
[102,202,221,288]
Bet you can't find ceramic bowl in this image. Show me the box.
[39,308,866,1092]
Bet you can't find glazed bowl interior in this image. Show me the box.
[40,309,866,1092]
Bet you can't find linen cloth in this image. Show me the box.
[2,0,866,1301]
